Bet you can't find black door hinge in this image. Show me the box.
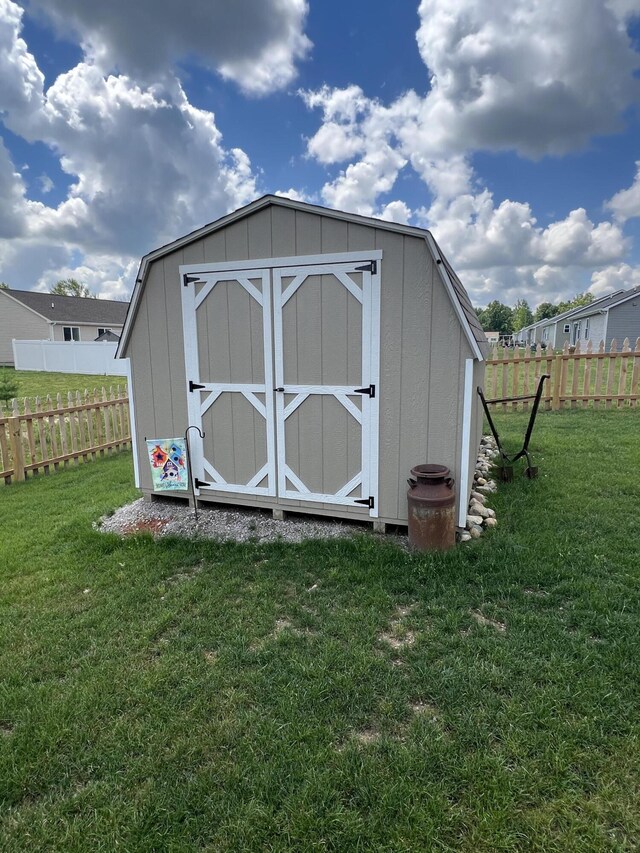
[183,274,201,287]
[354,496,375,509]
[194,478,211,489]
[354,384,375,398]
[189,380,205,392]
[355,260,377,274]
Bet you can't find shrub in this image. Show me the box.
[0,369,19,405]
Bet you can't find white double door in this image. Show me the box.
[181,254,380,516]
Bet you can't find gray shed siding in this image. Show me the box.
[127,205,480,525]
[0,295,49,364]
[606,298,640,348]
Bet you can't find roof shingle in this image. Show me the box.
[3,289,128,325]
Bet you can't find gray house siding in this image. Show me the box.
[126,204,482,525]
[0,294,49,365]
[606,298,640,348]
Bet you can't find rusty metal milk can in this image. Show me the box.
[407,464,456,551]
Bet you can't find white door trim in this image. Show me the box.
[272,260,380,515]
[180,267,276,497]
[458,358,475,528]
[180,250,383,277]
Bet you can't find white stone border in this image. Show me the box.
[459,435,498,542]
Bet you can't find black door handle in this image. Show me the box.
[274,387,284,392]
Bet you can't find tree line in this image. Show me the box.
[476,292,594,336]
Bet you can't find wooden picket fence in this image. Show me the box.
[485,338,640,411]
[0,386,130,484]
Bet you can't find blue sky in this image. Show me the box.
[1,0,640,308]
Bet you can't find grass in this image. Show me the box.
[0,410,639,850]
[0,369,126,408]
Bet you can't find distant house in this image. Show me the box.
[515,288,640,349]
[0,289,129,365]
[563,287,640,349]
[485,330,500,344]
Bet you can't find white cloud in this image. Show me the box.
[606,161,640,222]
[21,0,311,95]
[300,2,639,306]
[38,173,54,193]
[413,0,639,158]
[0,138,30,238]
[0,0,44,123]
[0,0,262,296]
[378,200,412,224]
[589,262,640,296]
[34,256,137,301]
[274,188,316,203]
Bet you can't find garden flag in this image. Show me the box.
[147,438,189,490]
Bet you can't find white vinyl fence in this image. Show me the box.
[12,340,128,376]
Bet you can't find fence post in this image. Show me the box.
[552,352,562,411]
[8,413,25,482]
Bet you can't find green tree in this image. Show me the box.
[51,278,96,298]
[0,282,8,290]
[551,291,595,316]
[534,302,559,321]
[512,299,533,333]
[0,369,19,405]
[476,301,513,336]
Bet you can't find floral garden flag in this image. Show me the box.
[147,438,189,491]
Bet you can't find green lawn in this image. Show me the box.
[1,369,126,409]
[1,410,639,851]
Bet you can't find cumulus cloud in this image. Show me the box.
[413,0,639,158]
[34,256,137,301]
[22,0,311,95]
[0,0,263,296]
[589,262,640,296]
[606,162,640,222]
[300,1,640,305]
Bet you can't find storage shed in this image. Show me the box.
[118,196,487,530]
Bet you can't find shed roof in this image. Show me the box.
[1,288,128,325]
[118,195,486,361]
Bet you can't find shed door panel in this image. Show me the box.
[273,262,379,513]
[182,270,276,496]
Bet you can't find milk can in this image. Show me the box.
[407,464,456,551]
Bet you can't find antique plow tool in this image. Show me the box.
[477,374,550,481]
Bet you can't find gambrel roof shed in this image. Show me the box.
[119,195,487,529]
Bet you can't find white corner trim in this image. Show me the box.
[424,233,484,362]
[124,358,140,488]
[458,358,475,528]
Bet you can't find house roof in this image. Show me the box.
[1,288,128,325]
[517,290,631,335]
[118,194,487,361]
[568,286,640,320]
[94,329,121,342]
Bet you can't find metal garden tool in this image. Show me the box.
[477,374,550,480]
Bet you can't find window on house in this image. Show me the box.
[563,324,570,333]
[63,326,80,342]
[584,319,590,339]
[97,328,111,336]
[542,327,549,341]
